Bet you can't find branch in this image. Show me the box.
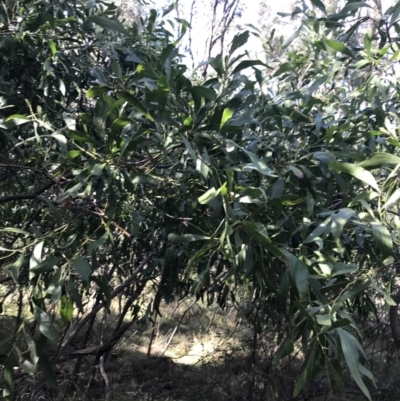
[0,181,55,204]
[57,251,156,356]
[0,276,12,284]
[0,172,72,204]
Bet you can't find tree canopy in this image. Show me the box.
[2,0,400,399]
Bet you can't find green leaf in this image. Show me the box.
[10,252,24,284]
[3,349,18,400]
[310,0,326,14]
[332,280,370,312]
[36,345,58,389]
[34,305,59,342]
[157,75,170,115]
[241,221,284,257]
[131,173,158,185]
[67,130,96,143]
[6,114,31,122]
[273,62,292,77]
[268,178,284,199]
[198,187,221,204]
[29,257,61,276]
[383,188,400,210]
[91,277,111,308]
[190,86,216,101]
[161,43,176,67]
[338,329,371,401]
[348,191,378,207]
[0,227,31,236]
[68,150,80,159]
[91,163,106,176]
[332,263,359,277]
[328,359,345,395]
[231,60,267,74]
[30,241,44,270]
[371,221,393,259]
[316,314,331,325]
[340,2,370,14]
[331,208,355,240]
[370,278,396,306]
[87,86,111,98]
[168,233,210,243]
[293,349,316,397]
[229,31,249,56]
[88,16,129,35]
[234,143,274,176]
[56,182,82,203]
[111,118,133,137]
[52,134,67,155]
[88,231,110,251]
[304,215,332,244]
[324,39,354,58]
[294,259,309,298]
[306,75,328,96]
[354,59,370,69]
[60,295,74,324]
[273,338,294,365]
[220,108,233,129]
[391,2,400,25]
[184,116,193,127]
[281,26,302,50]
[358,152,400,168]
[288,165,304,179]
[116,92,154,121]
[48,40,57,56]
[329,162,379,192]
[210,54,224,76]
[73,256,92,282]
[364,32,372,58]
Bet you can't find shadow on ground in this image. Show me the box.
[2,299,400,401]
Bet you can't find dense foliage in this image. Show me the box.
[2,0,400,399]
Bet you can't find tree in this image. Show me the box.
[2,0,400,400]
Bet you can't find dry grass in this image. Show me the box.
[2,285,400,401]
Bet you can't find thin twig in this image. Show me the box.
[58,252,156,356]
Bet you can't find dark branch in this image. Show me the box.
[0,181,55,204]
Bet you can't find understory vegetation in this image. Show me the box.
[2,0,400,400]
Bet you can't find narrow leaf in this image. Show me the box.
[168,233,210,243]
[198,187,221,204]
[220,108,233,129]
[36,346,58,389]
[324,39,354,58]
[331,208,355,240]
[116,92,154,121]
[338,329,371,400]
[231,60,267,74]
[88,16,128,35]
[73,256,92,282]
[329,162,379,192]
[87,86,111,98]
[371,221,393,258]
[359,152,400,168]
[383,188,400,210]
[229,31,249,55]
[310,0,326,14]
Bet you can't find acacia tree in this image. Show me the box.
[2,0,400,400]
